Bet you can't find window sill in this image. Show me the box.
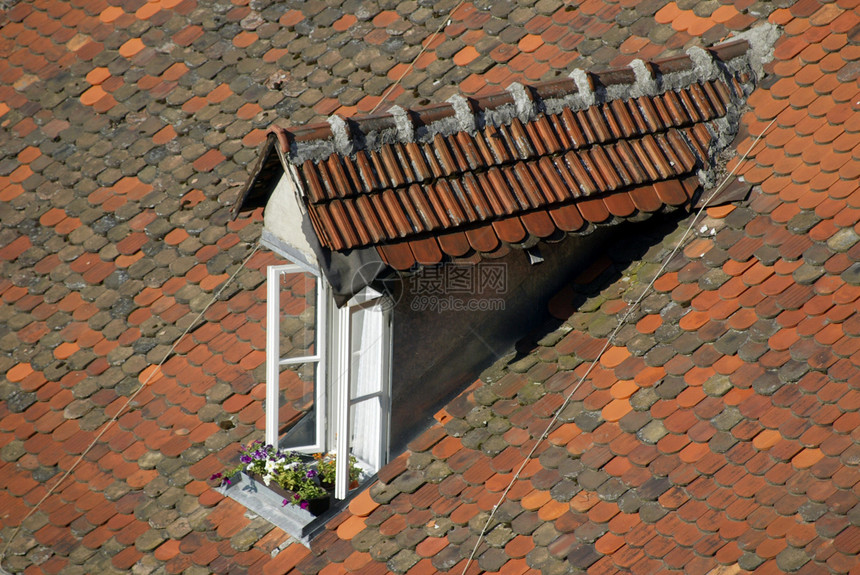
[217,472,344,546]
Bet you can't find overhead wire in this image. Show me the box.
[0,242,262,572]
[370,0,467,114]
[461,118,775,574]
[0,1,776,569]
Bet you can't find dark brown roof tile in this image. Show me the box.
[492,217,527,245]
[602,191,637,218]
[652,179,689,207]
[408,238,443,266]
[577,197,611,223]
[379,243,416,271]
[356,195,387,244]
[436,230,472,258]
[405,185,441,231]
[520,211,556,238]
[246,41,759,273]
[475,172,513,215]
[465,225,500,253]
[628,184,663,214]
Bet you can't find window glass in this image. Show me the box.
[278,362,317,448]
[349,400,382,471]
[348,304,387,472]
[267,265,325,452]
[349,305,384,399]
[278,272,317,359]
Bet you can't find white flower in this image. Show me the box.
[263,473,271,486]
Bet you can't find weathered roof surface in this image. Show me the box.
[0,1,859,575]
[251,40,758,270]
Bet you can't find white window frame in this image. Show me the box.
[265,264,327,452]
[332,292,391,498]
[265,264,391,499]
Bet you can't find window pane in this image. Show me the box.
[278,270,317,359]
[349,306,384,399]
[348,304,386,472]
[350,399,381,471]
[277,362,317,448]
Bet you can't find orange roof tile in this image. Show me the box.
[239,40,760,273]
[3,2,860,575]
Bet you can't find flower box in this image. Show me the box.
[246,471,330,516]
[213,442,365,518]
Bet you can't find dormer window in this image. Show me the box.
[228,37,760,544]
[265,263,391,499]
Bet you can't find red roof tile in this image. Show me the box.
[240,40,760,270]
[2,1,860,575]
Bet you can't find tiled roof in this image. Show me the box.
[1,0,859,574]
[249,40,759,270]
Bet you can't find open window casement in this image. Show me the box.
[266,264,391,500]
[332,291,391,499]
[265,264,327,452]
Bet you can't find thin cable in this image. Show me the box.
[0,242,262,571]
[461,119,775,574]
[370,1,467,114]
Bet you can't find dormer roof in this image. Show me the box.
[241,38,762,271]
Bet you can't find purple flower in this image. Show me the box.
[240,455,252,464]
[306,469,317,478]
[282,498,289,506]
[300,501,309,510]
[224,478,231,485]
[294,493,300,500]
[210,473,222,481]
